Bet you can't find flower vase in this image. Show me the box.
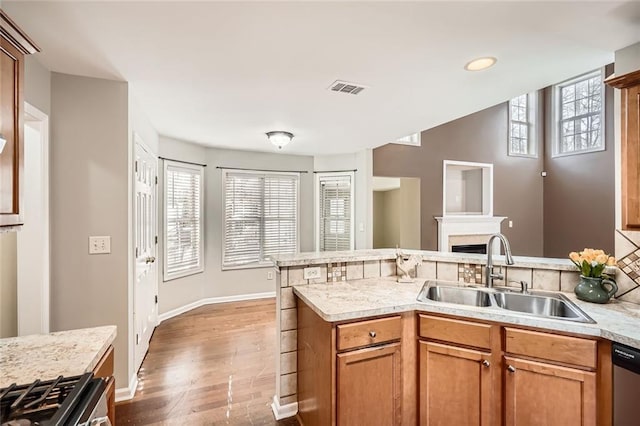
[574,275,618,304]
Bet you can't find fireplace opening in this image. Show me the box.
[451,244,487,254]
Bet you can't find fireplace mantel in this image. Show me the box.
[435,216,507,254]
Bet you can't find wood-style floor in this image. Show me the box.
[116,298,299,425]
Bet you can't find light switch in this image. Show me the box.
[508,220,513,228]
[359,222,365,232]
[89,236,111,254]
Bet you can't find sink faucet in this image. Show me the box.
[485,233,515,288]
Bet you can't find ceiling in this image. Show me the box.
[4,1,640,155]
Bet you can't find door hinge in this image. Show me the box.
[155,176,158,184]
[155,295,158,304]
[135,161,138,173]
[135,247,138,257]
[155,236,158,244]
[136,334,140,344]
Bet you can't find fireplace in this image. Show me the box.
[452,243,487,254]
[435,216,506,255]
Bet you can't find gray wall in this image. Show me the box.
[158,137,315,314]
[374,100,545,257]
[614,42,640,76]
[542,65,615,257]
[0,232,17,337]
[50,73,130,387]
[24,56,51,116]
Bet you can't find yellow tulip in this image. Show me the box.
[569,252,580,262]
[607,256,616,266]
[595,254,608,264]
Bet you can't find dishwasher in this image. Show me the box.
[612,342,640,426]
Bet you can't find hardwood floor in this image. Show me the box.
[116,298,299,425]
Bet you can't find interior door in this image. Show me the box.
[134,135,158,372]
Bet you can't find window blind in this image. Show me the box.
[223,172,298,267]
[164,162,204,280]
[319,175,352,251]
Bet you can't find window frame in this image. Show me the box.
[507,92,538,158]
[221,169,300,270]
[552,68,606,158]
[163,160,205,282]
[315,171,356,252]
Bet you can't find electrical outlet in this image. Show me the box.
[89,236,111,254]
[508,220,513,228]
[267,271,274,280]
[303,266,321,280]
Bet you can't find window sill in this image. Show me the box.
[221,261,276,271]
[163,268,204,282]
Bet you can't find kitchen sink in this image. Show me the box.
[422,285,492,307]
[417,281,595,323]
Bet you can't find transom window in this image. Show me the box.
[222,171,299,268]
[553,69,604,156]
[508,93,537,157]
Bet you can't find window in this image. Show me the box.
[223,171,299,268]
[553,69,604,156]
[508,93,537,157]
[316,172,354,251]
[163,161,204,281]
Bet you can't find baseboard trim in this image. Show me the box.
[271,395,298,420]
[115,373,139,402]
[158,291,276,324]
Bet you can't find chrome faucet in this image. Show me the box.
[485,233,515,288]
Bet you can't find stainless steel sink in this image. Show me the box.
[417,281,595,323]
[493,292,594,323]
[421,285,492,307]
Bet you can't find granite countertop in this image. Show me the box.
[272,248,577,271]
[0,326,117,388]
[293,278,640,348]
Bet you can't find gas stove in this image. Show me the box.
[0,373,110,426]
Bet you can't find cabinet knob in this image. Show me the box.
[482,359,490,367]
[507,365,516,373]
[369,331,376,338]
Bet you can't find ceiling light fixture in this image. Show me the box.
[266,131,294,149]
[464,56,497,71]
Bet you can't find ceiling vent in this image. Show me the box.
[328,80,367,95]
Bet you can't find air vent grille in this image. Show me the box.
[329,80,367,95]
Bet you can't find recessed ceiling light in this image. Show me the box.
[464,57,497,71]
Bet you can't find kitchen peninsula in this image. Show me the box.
[271,249,640,425]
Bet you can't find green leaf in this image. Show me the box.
[581,260,591,277]
[592,263,605,278]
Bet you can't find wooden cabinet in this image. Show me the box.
[337,342,402,425]
[419,341,492,426]
[504,356,596,426]
[93,345,116,425]
[297,301,407,426]
[0,11,39,228]
[606,70,640,229]
[418,315,498,426]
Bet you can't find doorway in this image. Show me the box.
[372,176,421,249]
[133,133,159,372]
[16,103,49,336]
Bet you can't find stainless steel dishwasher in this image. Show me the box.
[612,342,640,426]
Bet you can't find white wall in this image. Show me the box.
[313,150,373,250]
[614,42,640,76]
[50,73,130,388]
[158,136,315,314]
[0,232,17,337]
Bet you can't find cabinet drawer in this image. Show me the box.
[337,316,402,351]
[418,314,491,350]
[504,328,597,369]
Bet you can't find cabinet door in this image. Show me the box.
[504,356,596,426]
[0,36,24,227]
[419,341,492,426]
[337,342,401,426]
[622,84,640,228]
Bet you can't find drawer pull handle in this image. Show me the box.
[369,331,376,338]
[482,360,490,367]
[507,365,516,373]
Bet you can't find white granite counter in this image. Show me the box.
[272,248,577,271]
[0,326,117,388]
[293,278,640,348]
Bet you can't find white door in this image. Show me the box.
[17,104,49,336]
[134,135,158,372]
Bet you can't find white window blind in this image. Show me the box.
[164,161,204,281]
[223,171,298,268]
[318,173,354,252]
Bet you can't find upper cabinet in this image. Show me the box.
[606,70,640,230]
[0,10,39,228]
